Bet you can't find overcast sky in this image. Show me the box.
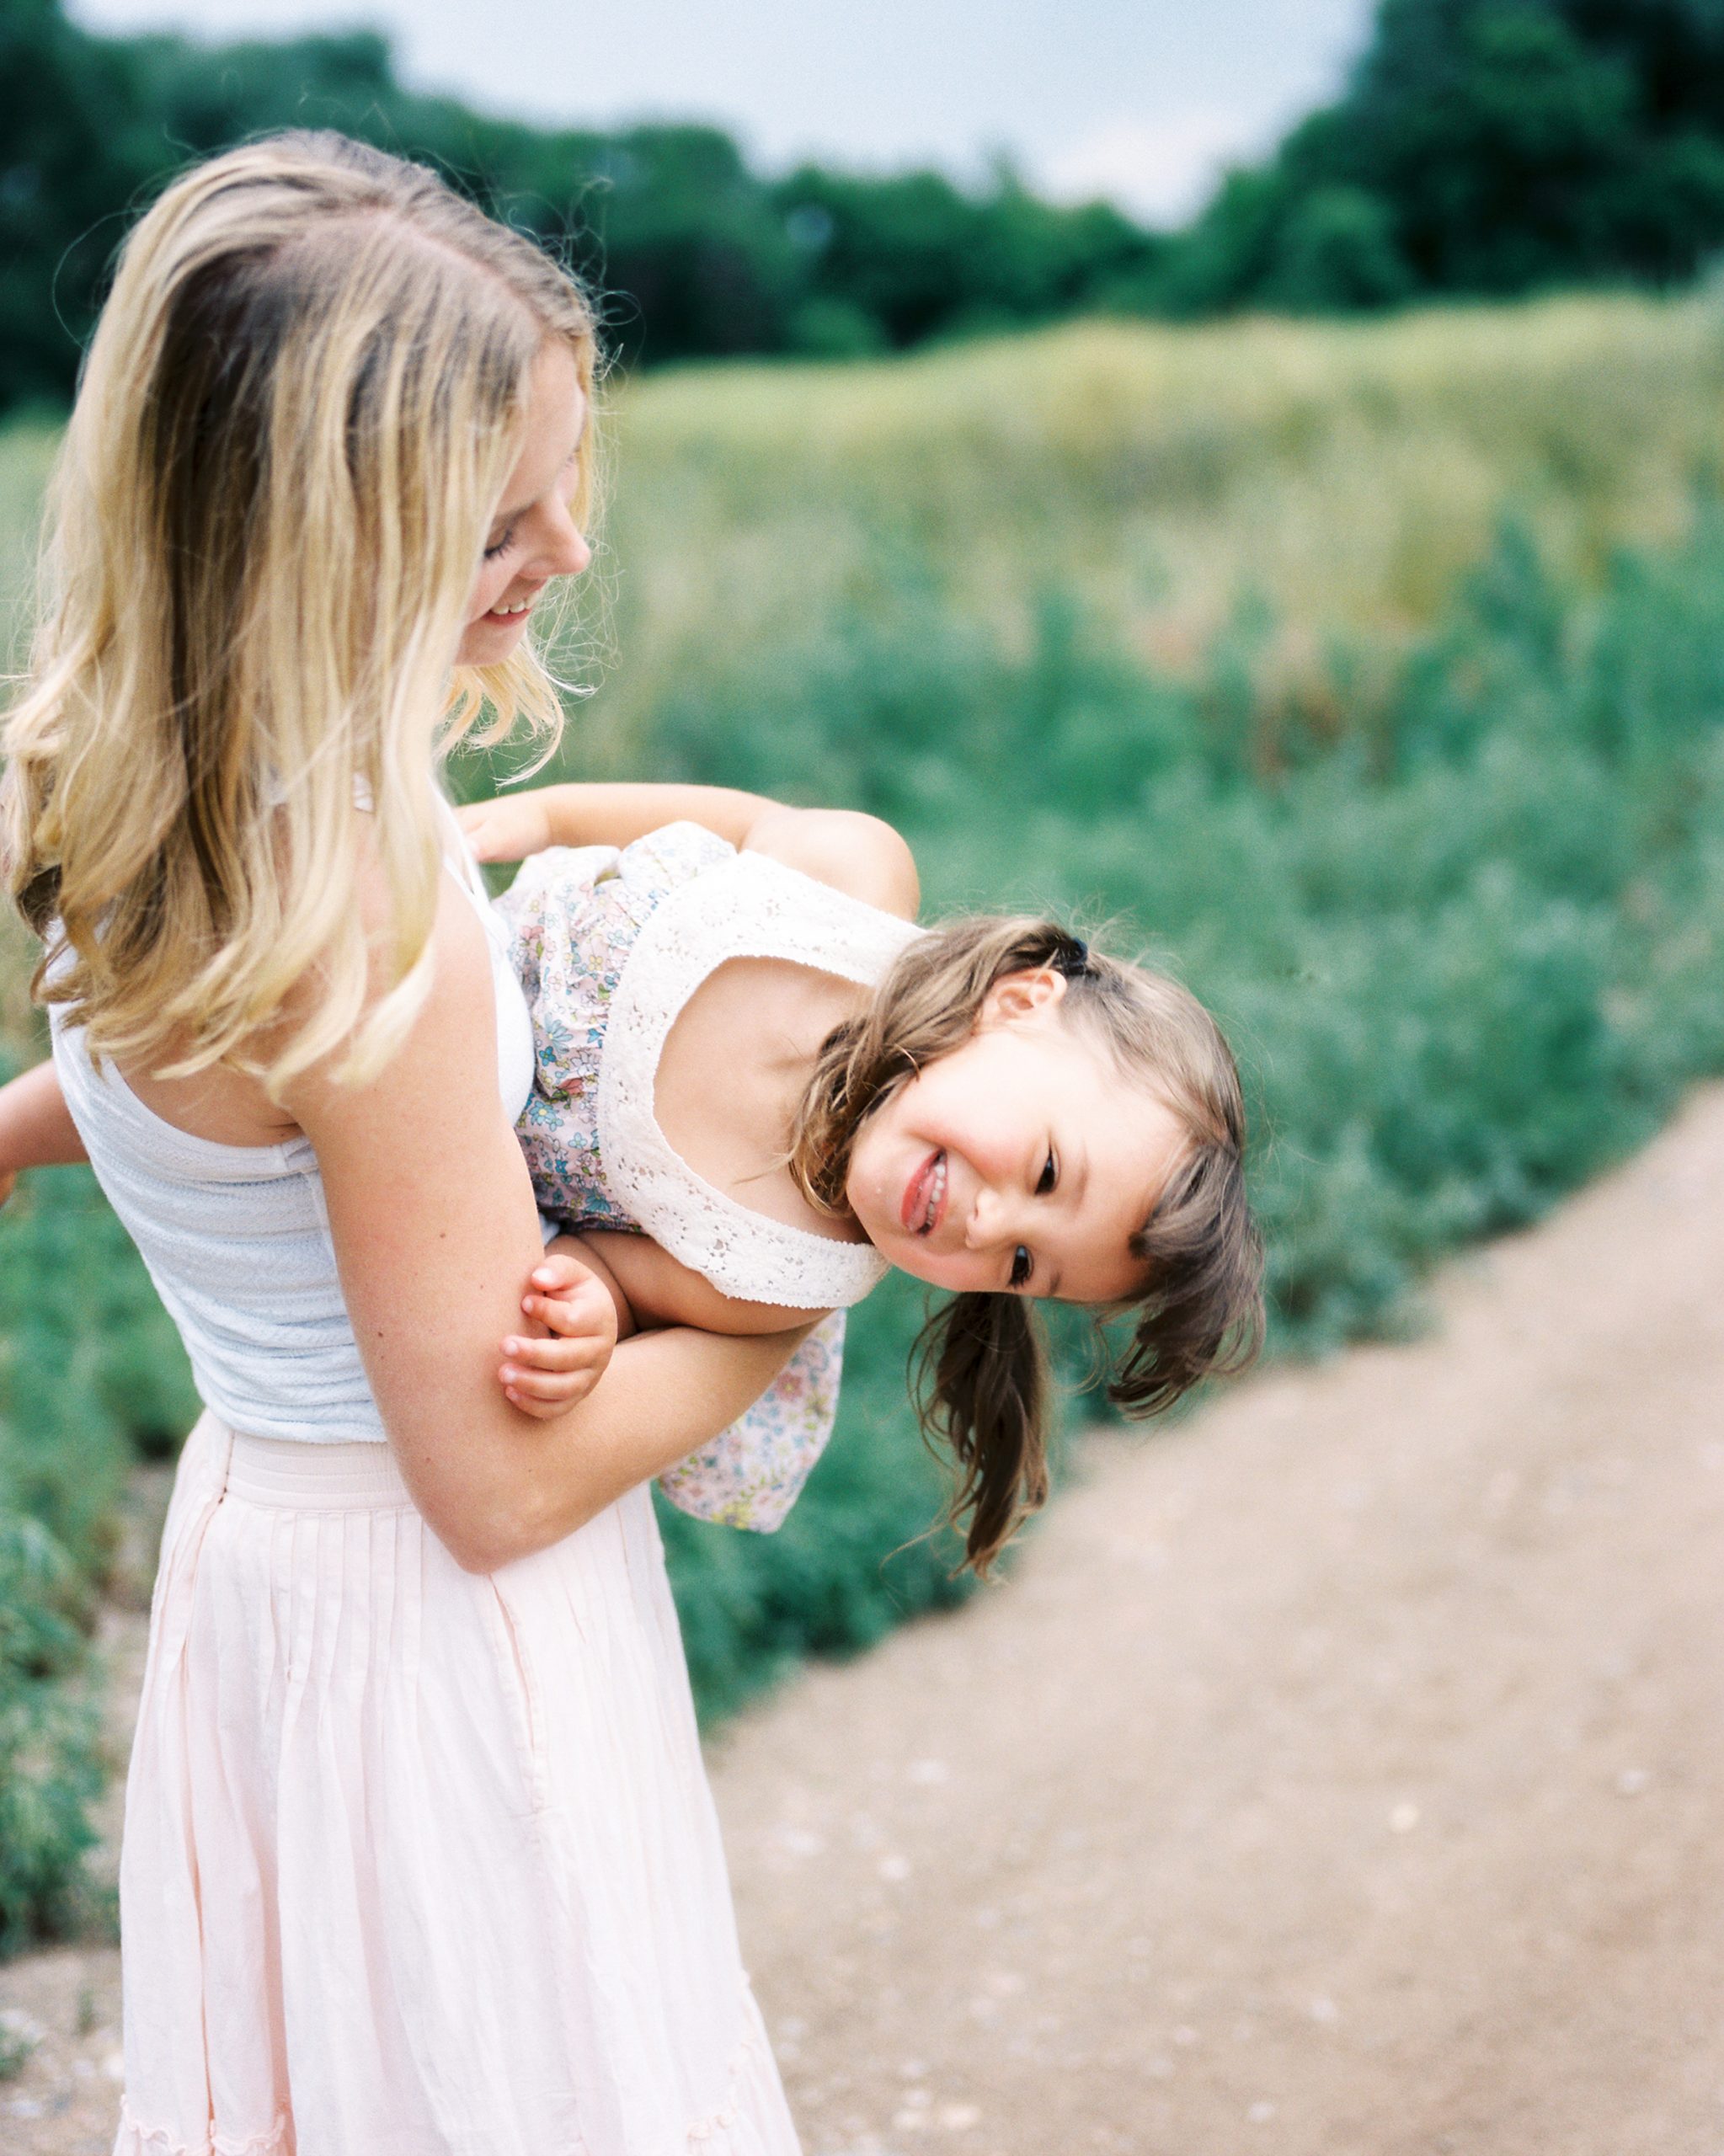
[70,0,1376,225]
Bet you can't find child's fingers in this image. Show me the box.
[503,1330,611,1375]
[500,1361,601,1406]
[520,1286,611,1339]
[504,1383,591,1422]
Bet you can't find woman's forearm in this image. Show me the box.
[0,1058,87,1171]
[435,1320,810,1572]
[536,782,776,852]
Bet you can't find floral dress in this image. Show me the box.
[497,821,923,1531]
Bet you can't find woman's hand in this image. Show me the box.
[456,790,557,863]
[499,1246,622,1420]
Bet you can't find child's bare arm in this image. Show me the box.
[499,1227,830,1421]
[579,1227,830,1336]
[0,1058,87,1203]
[458,783,771,865]
[457,784,918,920]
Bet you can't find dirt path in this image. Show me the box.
[9,1090,1724,2153]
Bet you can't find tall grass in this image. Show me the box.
[579,295,1724,761]
[8,295,1724,1941]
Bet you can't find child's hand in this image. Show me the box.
[499,1251,619,1421]
[457,791,555,864]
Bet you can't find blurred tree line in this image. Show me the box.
[1173,0,1724,313]
[3,0,1724,414]
[0,0,1163,410]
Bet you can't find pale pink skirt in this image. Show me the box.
[112,1411,801,2156]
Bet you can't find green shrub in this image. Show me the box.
[0,1512,104,1954]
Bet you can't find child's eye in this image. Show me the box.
[1037,1149,1057,1195]
[483,526,518,562]
[1011,1246,1033,1289]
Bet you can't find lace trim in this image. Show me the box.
[116,2100,291,2156]
[597,839,921,1307]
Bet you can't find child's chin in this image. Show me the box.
[890,1246,947,1292]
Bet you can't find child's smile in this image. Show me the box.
[846,969,1188,1303]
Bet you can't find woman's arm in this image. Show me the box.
[460,782,920,921]
[285,876,808,1573]
[0,1059,88,1192]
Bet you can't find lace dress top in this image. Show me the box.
[498,821,924,1529]
[50,800,536,1444]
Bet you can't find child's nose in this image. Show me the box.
[965,1186,1014,1251]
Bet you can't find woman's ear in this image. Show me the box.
[976,965,1067,1030]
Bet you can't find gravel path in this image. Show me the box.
[8,1089,1724,2153]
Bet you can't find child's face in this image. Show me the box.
[843,970,1187,1303]
[458,339,590,668]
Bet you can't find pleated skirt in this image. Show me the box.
[111,1411,801,2156]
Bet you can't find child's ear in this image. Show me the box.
[976,966,1067,1029]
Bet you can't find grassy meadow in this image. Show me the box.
[8,292,1724,1945]
[577,294,1724,751]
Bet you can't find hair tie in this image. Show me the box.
[1054,937,1091,979]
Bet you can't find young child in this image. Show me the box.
[0,771,1262,1573]
[459,778,1265,1572]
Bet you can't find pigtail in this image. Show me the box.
[912,1291,1051,1577]
[1110,1139,1264,1417]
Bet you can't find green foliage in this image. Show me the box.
[0,1154,195,1955]
[0,1510,104,1953]
[1166,0,1724,313]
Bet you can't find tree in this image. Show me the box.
[1161,0,1724,313]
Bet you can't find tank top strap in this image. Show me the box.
[595,837,923,1309]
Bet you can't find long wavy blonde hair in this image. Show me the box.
[2,131,597,1093]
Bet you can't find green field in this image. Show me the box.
[576,295,1724,757]
[8,293,1724,1947]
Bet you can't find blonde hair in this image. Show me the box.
[3,131,597,1093]
[788,916,1265,1575]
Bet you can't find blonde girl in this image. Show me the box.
[2,133,810,2153]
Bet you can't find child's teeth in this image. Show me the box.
[922,1153,944,1231]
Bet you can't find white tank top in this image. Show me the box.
[49,805,533,1444]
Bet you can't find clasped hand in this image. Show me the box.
[497,1241,627,1422]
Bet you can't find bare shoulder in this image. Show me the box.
[743,806,920,921]
[280,866,497,1155]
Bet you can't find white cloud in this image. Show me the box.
[1037,107,1280,226]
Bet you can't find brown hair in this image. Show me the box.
[788,916,1265,1576]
